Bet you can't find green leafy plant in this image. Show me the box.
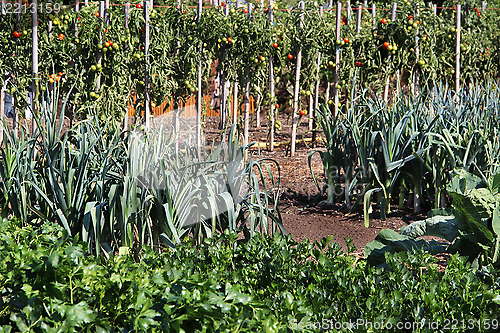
[312,82,500,227]
[0,87,284,256]
[1,218,499,331]
[367,168,500,269]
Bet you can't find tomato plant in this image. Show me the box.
[0,1,499,125]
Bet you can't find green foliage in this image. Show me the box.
[366,168,500,268]
[1,219,499,332]
[2,1,500,124]
[0,90,284,256]
[313,82,500,223]
[447,169,500,267]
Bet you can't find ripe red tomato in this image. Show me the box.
[343,37,349,43]
[13,31,20,38]
[381,18,387,24]
[355,61,362,67]
[108,40,113,46]
[221,2,226,6]
[227,37,232,43]
[287,54,293,60]
[383,42,389,50]
[244,9,248,14]
[58,33,64,40]
[136,3,142,9]
[95,12,99,18]
[299,110,307,116]
[275,103,279,109]
[273,42,278,48]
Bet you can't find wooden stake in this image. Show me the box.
[324,1,332,110]
[31,0,39,135]
[383,2,396,102]
[219,5,229,130]
[245,3,252,150]
[415,5,420,94]
[312,6,324,139]
[290,1,305,157]
[144,0,151,128]
[455,4,461,93]
[371,3,376,25]
[175,0,181,138]
[13,0,20,138]
[105,0,110,25]
[355,5,361,34]
[232,82,238,124]
[268,1,274,150]
[196,0,203,158]
[255,2,261,130]
[74,0,79,36]
[96,1,104,90]
[124,1,129,131]
[334,2,341,117]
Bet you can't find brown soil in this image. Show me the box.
[203,110,437,253]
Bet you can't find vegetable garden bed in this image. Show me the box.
[1,1,500,331]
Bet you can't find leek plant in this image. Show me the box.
[0,86,284,256]
[312,81,500,227]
